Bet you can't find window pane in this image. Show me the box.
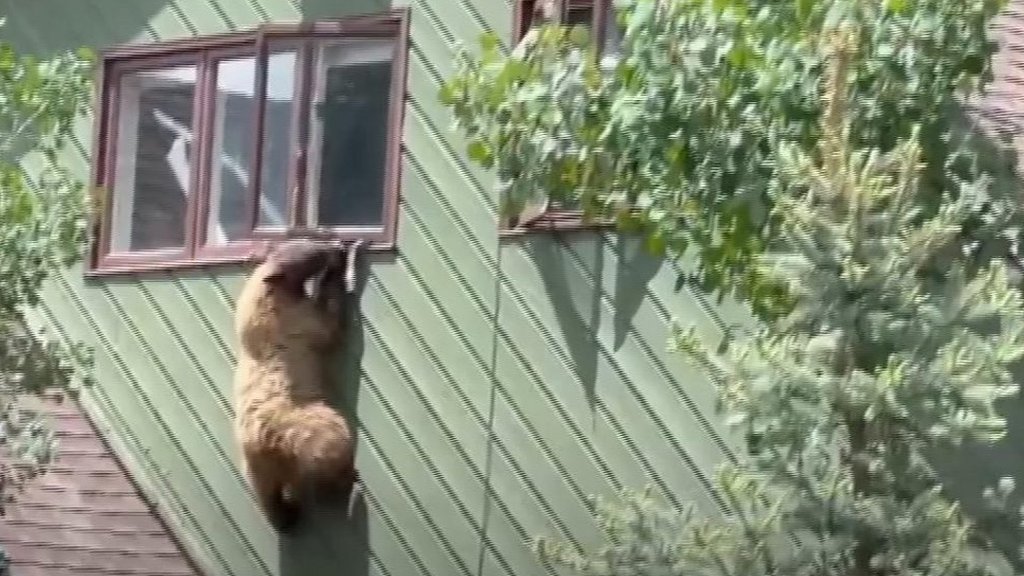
[602,1,623,56]
[207,56,256,244]
[110,65,196,253]
[565,4,593,27]
[306,39,394,228]
[257,48,298,229]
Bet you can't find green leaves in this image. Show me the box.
[473,5,1024,575]
[0,37,93,318]
[467,139,494,168]
[441,0,1009,321]
[0,17,95,533]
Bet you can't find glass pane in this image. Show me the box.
[306,38,394,227]
[206,56,256,244]
[110,65,197,253]
[602,1,623,56]
[565,4,593,27]
[257,47,298,229]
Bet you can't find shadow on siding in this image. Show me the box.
[279,253,371,576]
[521,233,660,413]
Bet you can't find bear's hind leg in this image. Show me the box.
[246,453,301,532]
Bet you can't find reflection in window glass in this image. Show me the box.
[207,56,256,244]
[110,65,197,253]
[257,48,297,229]
[306,39,394,228]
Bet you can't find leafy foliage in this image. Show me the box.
[0,16,96,552]
[442,0,1024,573]
[441,0,1010,319]
[0,24,95,315]
[531,26,1024,576]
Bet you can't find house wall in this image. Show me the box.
[1,1,768,575]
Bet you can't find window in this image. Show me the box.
[503,0,620,234]
[513,0,621,59]
[89,10,409,274]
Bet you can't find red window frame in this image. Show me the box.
[87,9,410,276]
[513,0,615,49]
[504,0,616,235]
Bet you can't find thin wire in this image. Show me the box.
[475,212,505,576]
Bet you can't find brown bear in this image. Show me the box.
[233,239,360,532]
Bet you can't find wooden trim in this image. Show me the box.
[501,208,615,236]
[259,9,407,37]
[95,62,119,267]
[96,247,190,272]
[246,35,270,233]
[105,51,204,74]
[183,53,212,259]
[268,226,389,242]
[88,9,409,274]
[381,6,411,247]
[85,239,396,278]
[194,241,261,262]
[193,52,216,252]
[290,40,314,228]
[100,30,258,61]
[95,60,122,266]
[86,61,109,272]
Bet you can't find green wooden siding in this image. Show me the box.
[1,1,750,575]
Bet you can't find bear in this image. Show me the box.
[233,239,361,532]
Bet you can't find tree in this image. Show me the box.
[441,0,1024,574]
[0,18,95,573]
[538,29,1024,575]
[441,0,1012,320]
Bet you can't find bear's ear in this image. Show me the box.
[259,240,333,288]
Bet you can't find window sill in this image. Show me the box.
[85,239,396,278]
[500,210,615,238]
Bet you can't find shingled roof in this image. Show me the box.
[963,0,1024,151]
[0,393,201,576]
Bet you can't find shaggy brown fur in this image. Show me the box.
[233,240,359,532]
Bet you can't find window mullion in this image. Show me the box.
[185,51,214,258]
[287,39,315,230]
[247,36,270,235]
[96,66,120,263]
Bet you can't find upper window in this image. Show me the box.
[503,1,620,234]
[89,10,409,274]
[514,0,621,59]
